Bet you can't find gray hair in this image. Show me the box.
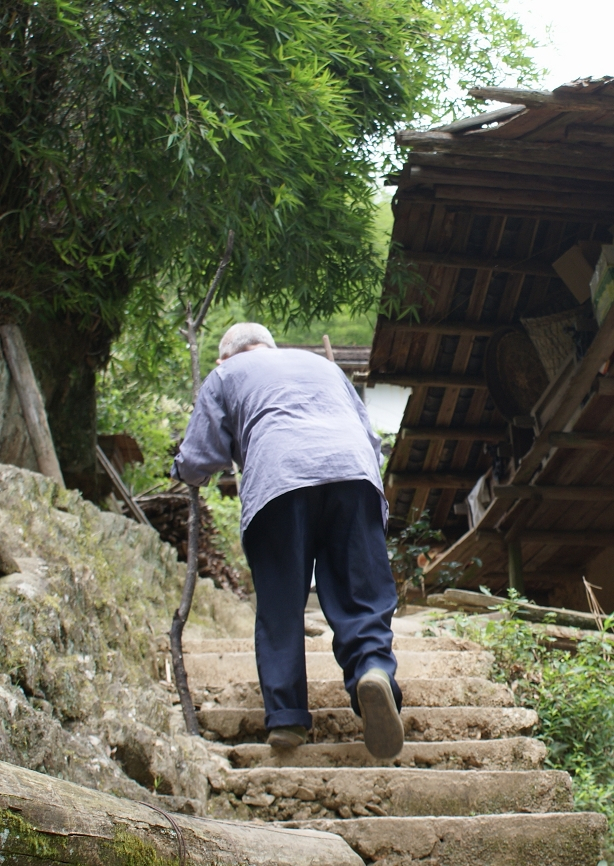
[218,322,276,359]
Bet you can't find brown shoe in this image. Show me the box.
[357,668,404,759]
[267,725,308,749]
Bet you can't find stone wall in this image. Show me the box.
[0,464,255,814]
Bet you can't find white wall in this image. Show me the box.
[364,383,412,434]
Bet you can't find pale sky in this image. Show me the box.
[505,0,612,89]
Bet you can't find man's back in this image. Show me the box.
[173,347,385,533]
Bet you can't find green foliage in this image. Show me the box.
[2,0,539,342]
[450,599,614,859]
[387,511,481,601]
[202,484,251,587]
[387,511,445,597]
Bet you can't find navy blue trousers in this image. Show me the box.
[243,480,401,730]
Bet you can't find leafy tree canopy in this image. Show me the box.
[2,0,538,339]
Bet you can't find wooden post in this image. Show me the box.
[507,540,524,595]
[0,324,65,487]
[322,334,335,362]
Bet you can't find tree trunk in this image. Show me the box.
[0,760,363,866]
[22,318,100,501]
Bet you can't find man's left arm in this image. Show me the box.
[171,371,234,486]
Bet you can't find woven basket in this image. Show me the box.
[520,308,578,381]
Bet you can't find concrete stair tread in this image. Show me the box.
[181,635,484,654]
[195,676,514,710]
[279,813,607,866]
[186,650,494,687]
[211,737,547,770]
[198,706,538,743]
[207,767,573,820]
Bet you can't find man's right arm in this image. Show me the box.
[171,371,234,487]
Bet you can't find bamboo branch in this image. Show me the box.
[194,230,235,332]
[172,230,235,736]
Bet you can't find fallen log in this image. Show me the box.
[0,760,363,866]
[427,588,603,631]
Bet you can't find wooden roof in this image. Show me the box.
[370,77,614,600]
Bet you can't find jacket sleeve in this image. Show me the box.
[340,370,384,467]
[171,370,234,486]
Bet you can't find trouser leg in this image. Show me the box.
[314,479,401,714]
[243,488,315,730]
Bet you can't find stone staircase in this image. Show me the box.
[183,626,606,865]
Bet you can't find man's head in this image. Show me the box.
[218,322,276,361]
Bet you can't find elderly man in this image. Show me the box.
[172,322,403,758]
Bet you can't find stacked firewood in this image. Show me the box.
[136,488,247,598]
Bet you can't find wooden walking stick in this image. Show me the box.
[170,230,235,735]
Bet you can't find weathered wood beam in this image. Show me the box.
[0,324,65,487]
[468,86,614,112]
[0,761,360,866]
[402,426,507,442]
[549,431,614,451]
[369,371,487,389]
[566,124,614,146]
[507,540,524,594]
[406,151,614,184]
[406,165,614,196]
[379,320,498,337]
[402,183,614,214]
[388,472,481,489]
[477,528,614,546]
[394,132,614,170]
[401,248,555,276]
[434,588,603,630]
[510,300,614,485]
[493,485,614,501]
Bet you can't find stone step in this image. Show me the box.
[195,676,514,710]
[213,737,546,771]
[181,635,483,654]
[198,706,538,744]
[207,767,572,822]
[285,813,607,866]
[185,650,494,688]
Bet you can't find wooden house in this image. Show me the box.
[370,77,614,610]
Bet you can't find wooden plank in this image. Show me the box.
[493,485,614,501]
[477,528,614,546]
[406,165,614,196]
[419,185,614,214]
[402,426,506,442]
[438,105,526,132]
[549,431,614,450]
[96,445,153,528]
[368,371,487,389]
[0,324,65,487]
[389,472,480,489]
[395,132,614,169]
[467,86,614,111]
[401,248,554,276]
[406,151,614,183]
[378,320,498,337]
[437,588,602,629]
